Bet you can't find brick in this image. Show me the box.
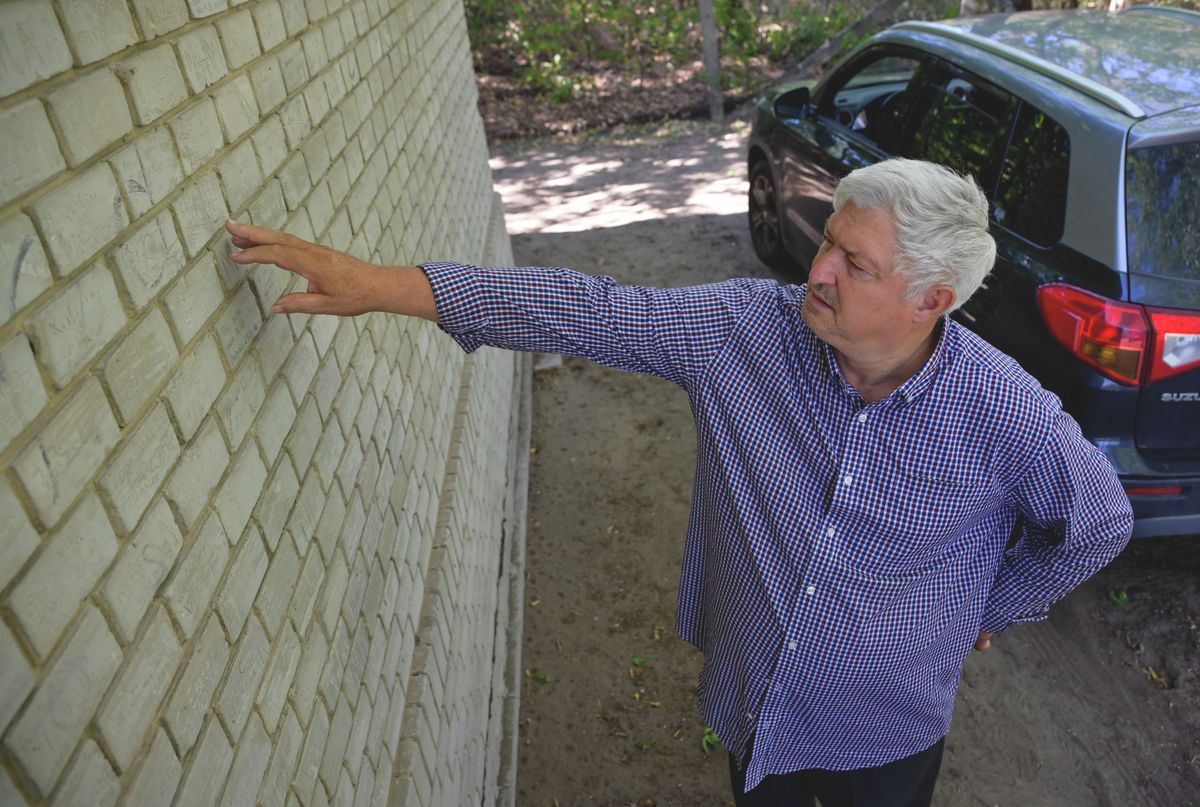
[169,98,224,175]
[99,403,182,533]
[187,0,228,18]
[256,381,298,464]
[164,336,226,440]
[260,707,303,806]
[218,441,272,542]
[111,209,186,310]
[215,283,263,366]
[57,0,137,65]
[252,0,286,51]
[280,0,307,35]
[255,540,301,637]
[249,59,286,120]
[97,608,183,769]
[287,547,324,637]
[313,420,347,494]
[50,738,119,807]
[217,617,269,738]
[0,1,72,96]
[278,41,309,95]
[165,417,229,529]
[101,498,184,641]
[0,622,34,736]
[316,553,349,635]
[101,309,180,423]
[44,67,132,166]
[163,512,229,638]
[300,29,329,75]
[164,616,229,753]
[213,74,260,142]
[114,46,187,128]
[0,100,65,206]
[344,684,371,783]
[4,607,121,795]
[122,729,182,806]
[130,0,188,38]
[287,469,323,554]
[176,25,228,92]
[252,307,294,377]
[294,699,328,800]
[163,252,224,346]
[13,378,120,527]
[110,128,187,222]
[278,152,312,211]
[173,170,229,257]
[0,214,51,326]
[251,117,289,180]
[280,94,312,151]
[215,9,260,69]
[261,453,304,552]
[319,692,353,790]
[173,716,233,807]
[248,178,288,230]
[0,333,47,456]
[0,481,37,596]
[221,712,272,804]
[216,355,266,449]
[216,524,268,638]
[217,138,264,212]
[25,261,125,388]
[31,163,128,276]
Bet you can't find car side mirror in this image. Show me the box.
[774,87,812,122]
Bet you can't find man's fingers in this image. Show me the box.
[230,244,315,279]
[270,292,330,315]
[224,219,305,249]
[974,631,993,651]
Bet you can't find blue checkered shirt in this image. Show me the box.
[421,262,1133,790]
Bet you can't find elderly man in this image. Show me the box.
[226,158,1132,806]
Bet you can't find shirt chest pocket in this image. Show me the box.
[836,426,1000,573]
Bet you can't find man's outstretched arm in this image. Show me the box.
[226,220,439,321]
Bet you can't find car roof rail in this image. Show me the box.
[1124,5,1200,23]
[890,20,1146,118]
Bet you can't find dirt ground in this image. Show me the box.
[488,120,1200,807]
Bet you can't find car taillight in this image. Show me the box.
[1037,284,1147,385]
[1037,284,1200,386]
[1146,307,1200,383]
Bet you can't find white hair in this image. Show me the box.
[832,158,995,313]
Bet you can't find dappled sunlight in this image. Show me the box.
[490,121,752,235]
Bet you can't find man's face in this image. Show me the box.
[801,202,923,353]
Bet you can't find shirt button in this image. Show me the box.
[787,641,798,651]
[747,711,755,720]
[826,527,835,538]
[805,585,815,595]
[843,474,853,486]
[857,413,868,423]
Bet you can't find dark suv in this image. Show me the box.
[747,7,1200,538]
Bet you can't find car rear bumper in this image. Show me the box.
[1123,479,1200,538]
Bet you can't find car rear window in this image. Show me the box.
[993,103,1070,248]
[1126,140,1200,281]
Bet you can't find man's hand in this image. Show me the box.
[225,220,438,321]
[974,631,994,651]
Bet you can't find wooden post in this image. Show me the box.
[699,0,723,122]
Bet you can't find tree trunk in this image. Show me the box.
[699,0,723,122]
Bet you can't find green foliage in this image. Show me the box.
[465,0,871,100]
[700,726,721,754]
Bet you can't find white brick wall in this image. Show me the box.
[0,1,524,805]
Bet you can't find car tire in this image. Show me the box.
[748,161,791,273]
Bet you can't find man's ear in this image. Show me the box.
[914,285,956,323]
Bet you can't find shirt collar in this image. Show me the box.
[812,312,954,410]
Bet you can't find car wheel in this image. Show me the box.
[748,162,790,272]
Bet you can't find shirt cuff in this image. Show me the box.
[420,261,485,353]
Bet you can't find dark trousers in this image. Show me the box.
[728,737,945,807]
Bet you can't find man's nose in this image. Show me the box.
[809,250,838,285]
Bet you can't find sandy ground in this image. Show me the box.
[488,119,1200,807]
